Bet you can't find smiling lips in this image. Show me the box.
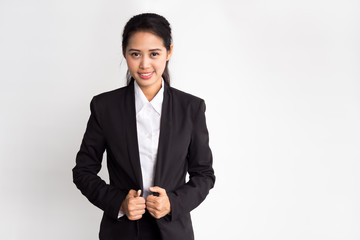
[139,72,154,80]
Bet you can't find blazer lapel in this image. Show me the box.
[154,83,173,186]
[123,79,143,191]
[122,80,173,190]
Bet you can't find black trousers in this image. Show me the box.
[138,210,161,240]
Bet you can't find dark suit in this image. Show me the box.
[73,79,215,240]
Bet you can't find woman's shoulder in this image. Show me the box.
[92,85,128,102]
[168,86,204,105]
[168,86,207,117]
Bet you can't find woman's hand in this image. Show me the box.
[146,186,171,219]
[120,189,146,221]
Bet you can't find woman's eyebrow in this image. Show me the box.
[128,48,163,52]
[149,48,162,51]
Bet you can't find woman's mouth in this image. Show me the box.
[138,72,154,80]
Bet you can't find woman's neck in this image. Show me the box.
[138,80,162,101]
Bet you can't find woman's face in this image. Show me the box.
[124,31,172,91]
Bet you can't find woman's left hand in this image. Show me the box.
[146,186,171,219]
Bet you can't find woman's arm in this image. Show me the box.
[167,99,216,221]
[72,97,127,220]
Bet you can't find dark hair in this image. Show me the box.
[122,13,172,85]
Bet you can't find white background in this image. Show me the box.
[1,0,359,239]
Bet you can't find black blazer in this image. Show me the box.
[73,79,215,240]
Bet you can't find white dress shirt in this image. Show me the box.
[135,79,164,198]
[118,79,164,218]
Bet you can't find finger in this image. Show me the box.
[146,195,156,202]
[128,214,144,221]
[147,209,162,219]
[135,197,146,204]
[149,186,166,196]
[128,204,146,215]
[146,207,156,215]
[132,202,146,209]
[146,201,155,209]
[146,201,162,211]
[130,208,146,216]
[128,189,137,197]
[136,189,141,197]
[146,206,159,214]
[129,198,146,206]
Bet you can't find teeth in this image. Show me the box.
[140,72,152,76]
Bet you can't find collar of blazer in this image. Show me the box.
[124,79,172,194]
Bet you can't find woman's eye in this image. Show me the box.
[131,52,140,57]
[150,52,159,57]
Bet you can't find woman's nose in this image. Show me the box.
[140,56,150,69]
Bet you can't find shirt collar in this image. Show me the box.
[134,79,164,116]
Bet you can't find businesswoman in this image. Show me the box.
[73,13,215,240]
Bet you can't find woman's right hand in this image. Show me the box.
[120,189,146,220]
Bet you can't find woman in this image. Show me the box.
[73,13,215,240]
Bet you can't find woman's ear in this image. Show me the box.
[166,44,173,61]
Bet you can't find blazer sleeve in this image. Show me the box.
[72,97,126,220]
[167,99,215,221]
